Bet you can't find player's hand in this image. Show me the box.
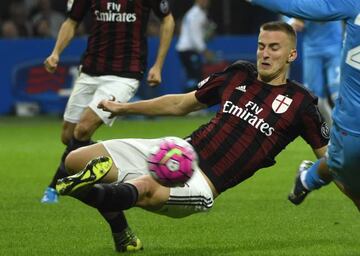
[44,54,59,73]
[147,66,161,87]
[98,99,124,118]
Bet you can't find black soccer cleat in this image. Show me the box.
[56,156,112,196]
[288,160,313,205]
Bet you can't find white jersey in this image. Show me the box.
[176,4,208,53]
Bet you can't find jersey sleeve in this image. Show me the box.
[250,0,359,21]
[194,73,228,107]
[149,0,172,19]
[67,0,90,22]
[299,102,329,149]
[195,61,254,106]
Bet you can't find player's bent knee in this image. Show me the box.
[61,135,70,145]
[74,123,92,140]
[61,122,76,145]
[61,130,73,145]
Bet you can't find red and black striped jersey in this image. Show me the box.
[190,61,329,193]
[67,0,171,79]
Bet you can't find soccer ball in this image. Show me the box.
[147,139,197,187]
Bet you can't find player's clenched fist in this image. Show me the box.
[44,54,59,73]
[147,65,162,87]
[98,99,125,118]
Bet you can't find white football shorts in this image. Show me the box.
[63,72,139,126]
[101,137,214,218]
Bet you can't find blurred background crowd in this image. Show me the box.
[0,0,286,117]
[0,0,278,38]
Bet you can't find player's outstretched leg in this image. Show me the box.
[56,156,112,196]
[288,159,331,205]
[113,227,143,252]
[288,160,313,205]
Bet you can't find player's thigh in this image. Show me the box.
[327,125,360,195]
[65,143,119,183]
[303,55,325,97]
[153,167,214,218]
[101,137,191,209]
[89,75,139,126]
[63,73,97,124]
[101,137,177,182]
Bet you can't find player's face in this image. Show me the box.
[256,30,297,84]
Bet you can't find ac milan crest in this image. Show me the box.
[272,94,293,114]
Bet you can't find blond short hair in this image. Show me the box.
[260,21,297,48]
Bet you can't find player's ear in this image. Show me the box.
[287,48,297,63]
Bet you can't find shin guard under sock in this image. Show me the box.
[81,183,139,212]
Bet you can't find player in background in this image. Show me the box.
[40,0,175,204]
[247,0,360,210]
[176,0,216,92]
[286,18,343,127]
[54,22,328,252]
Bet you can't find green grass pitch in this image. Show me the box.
[0,116,359,256]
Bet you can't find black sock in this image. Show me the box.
[48,137,95,188]
[80,182,139,212]
[68,137,95,152]
[48,162,69,188]
[99,211,128,233]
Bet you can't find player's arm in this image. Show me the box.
[147,14,175,86]
[98,91,206,117]
[247,0,357,21]
[299,100,330,159]
[44,18,78,73]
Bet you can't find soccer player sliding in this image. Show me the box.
[56,21,329,252]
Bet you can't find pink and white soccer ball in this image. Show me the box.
[147,139,197,187]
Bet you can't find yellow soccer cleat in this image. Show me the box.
[56,156,112,196]
[113,228,144,253]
